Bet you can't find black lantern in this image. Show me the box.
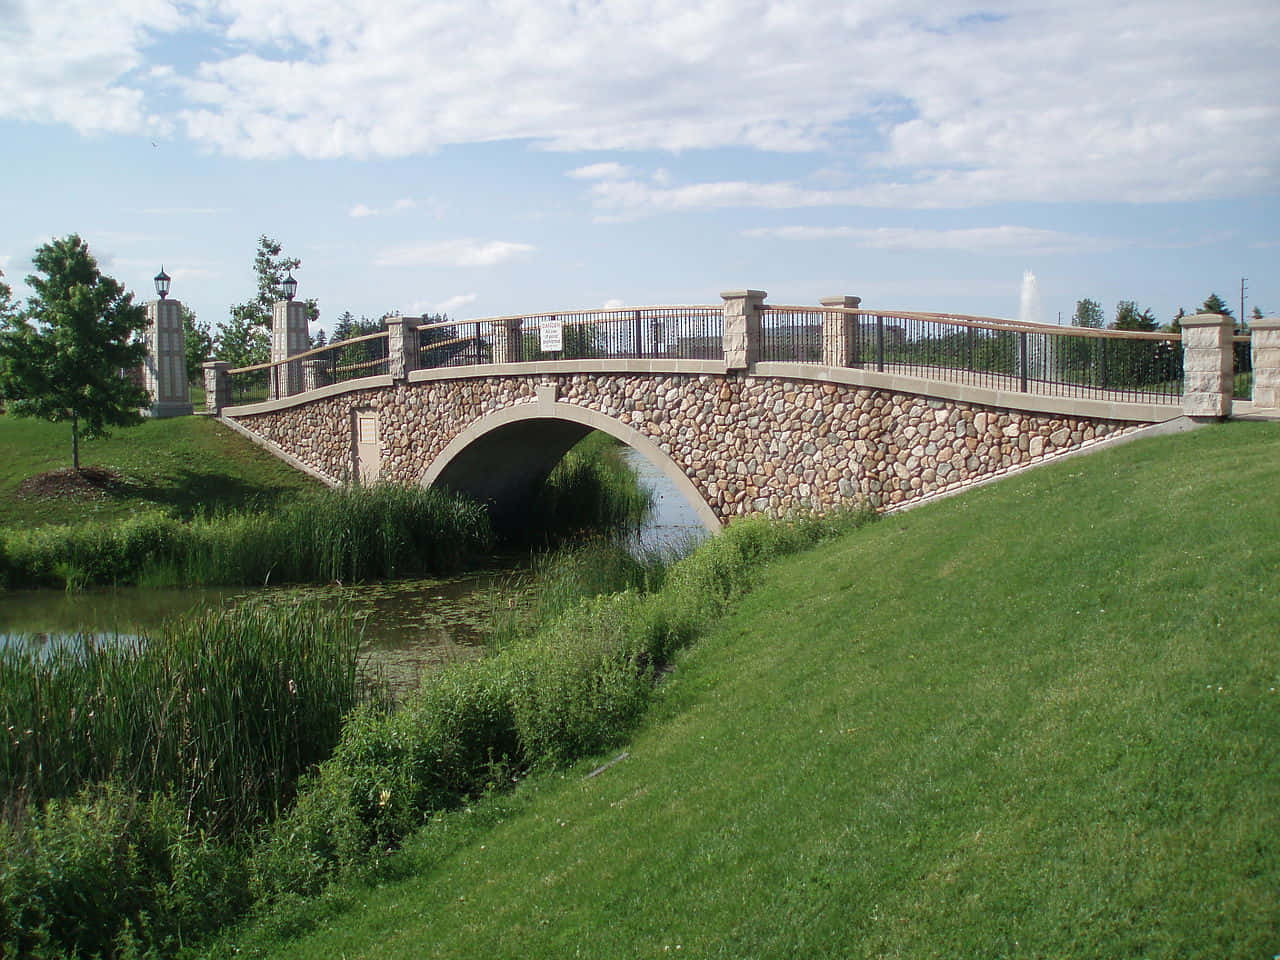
[154,267,171,300]
[281,273,298,302]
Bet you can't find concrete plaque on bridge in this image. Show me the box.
[540,316,563,353]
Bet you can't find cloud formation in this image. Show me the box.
[742,225,1109,255]
[374,239,536,268]
[2,0,1277,208]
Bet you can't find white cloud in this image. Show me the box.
[434,293,478,315]
[602,298,625,308]
[375,239,536,268]
[4,0,1279,208]
[349,197,417,218]
[742,225,1111,255]
[567,163,633,181]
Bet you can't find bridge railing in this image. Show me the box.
[766,305,1185,404]
[1234,334,1253,400]
[226,331,391,403]
[414,306,724,367]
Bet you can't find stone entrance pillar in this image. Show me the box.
[1250,317,1280,409]
[142,297,192,417]
[1180,313,1234,419]
[721,290,767,371]
[271,300,309,398]
[820,295,862,368]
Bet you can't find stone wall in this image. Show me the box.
[232,370,1141,522]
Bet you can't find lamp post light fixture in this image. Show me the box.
[281,272,298,302]
[154,267,171,300]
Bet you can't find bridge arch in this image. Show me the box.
[421,398,722,534]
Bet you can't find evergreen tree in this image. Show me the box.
[1111,300,1158,331]
[0,235,149,469]
[1199,292,1234,318]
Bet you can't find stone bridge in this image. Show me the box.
[205,291,1265,530]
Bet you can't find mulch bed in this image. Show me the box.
[16,466,123,502]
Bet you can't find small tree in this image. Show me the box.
[1071,298,1105,328]
[0,235,149,469]
[1111,300,1158,331]
[217,235,319,367]
[182,304,215,382]
[1199,293,1234,318]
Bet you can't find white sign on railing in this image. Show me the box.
[540,315,563,353]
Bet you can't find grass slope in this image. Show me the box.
[234,421,1279,960]
[0,413,319,527]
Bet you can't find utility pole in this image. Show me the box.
[1241,277,1248,328]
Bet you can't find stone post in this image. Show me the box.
[1249,317,1280,409]
[1180,313,1234,419]
[202,361,229,415]
[720,290,767,371]
[820,295,862,368]
[385,316,418,380]
[490,317,525,364]
[141,298,192,417]
[270,300,309,398]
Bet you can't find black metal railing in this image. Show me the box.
[226,332,391,403]
[1234,334,1253,399]
[415,306,723,369]
[760,307,823,362]
[767,307,1184,403]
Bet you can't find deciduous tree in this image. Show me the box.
[1071,298,1105,328]
[0,235,149,469]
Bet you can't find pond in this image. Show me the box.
[0,446,710,694]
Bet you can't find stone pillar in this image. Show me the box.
[202,361,229,415]
[1249,317,1280,408]
[270,300,309,398]
[1180,313,1234,419]
[721,289,767,371]
[820,295,862,368]
[385,316,418,380]
[141,298,192,417]
[490,317,525,364]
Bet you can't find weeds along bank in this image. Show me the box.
[0,432,652,590]
[0,509,872,960]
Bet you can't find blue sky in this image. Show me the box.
[2,0,1277,337]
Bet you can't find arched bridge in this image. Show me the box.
[205,291,1246,529]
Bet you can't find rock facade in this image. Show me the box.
[233,371,1141,523]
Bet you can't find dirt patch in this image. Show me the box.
[17,466,123,503]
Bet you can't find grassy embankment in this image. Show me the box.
[0,413,318,529]
[227,421,1279,959]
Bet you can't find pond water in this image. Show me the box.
[0,445,710,693]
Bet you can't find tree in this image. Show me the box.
[0,235,149,470]
[1071,298,1105,328]
[1199,293,1234,318]
[182,304,215,383]
[1111,300,1158,331]
[217,235,319,367]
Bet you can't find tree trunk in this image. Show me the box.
[72,415,79,472]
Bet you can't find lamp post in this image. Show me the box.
[281,272,298,302]
[154,267,171,300]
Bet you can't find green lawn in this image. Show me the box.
[0,412,319,528]
[227,421,1280,960]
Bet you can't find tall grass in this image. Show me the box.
[522,432,654,544]
[0,484,494,589]
[0,603,361,834]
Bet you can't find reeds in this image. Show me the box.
[0,603,361,833]
[524,432,654,543]
[0,484,495,589]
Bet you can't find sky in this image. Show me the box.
[1,0,1277,338]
